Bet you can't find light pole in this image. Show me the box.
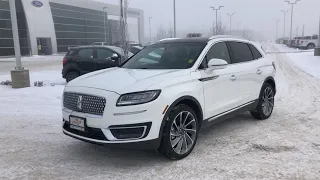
[173,0,176,38]
[227,12,236,35]
[210,6,224,35]
[149,17,152,44]
[315,16,320,56]
[103,7,108,43]
[9,0,30,88]
[285,0,301,40]
[280,9,289,38]
[274,19,280,39]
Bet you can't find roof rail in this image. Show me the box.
[209,35,247,40]
[158,38,180,42]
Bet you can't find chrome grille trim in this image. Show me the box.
[63,92,106,116]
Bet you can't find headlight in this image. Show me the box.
[116,90,161,106]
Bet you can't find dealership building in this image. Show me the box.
[0,0,144,56]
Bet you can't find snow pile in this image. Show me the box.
[287,52,320,79]
[0,54,64,62]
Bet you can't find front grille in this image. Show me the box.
[63,92,106,116]
[63,121,107,141]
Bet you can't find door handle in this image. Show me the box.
[230,75,238,81]
[256,69,263,75]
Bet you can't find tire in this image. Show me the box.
[158,104,199,160]
[250,83,275,120]
[307,43,315,50]
[66,71,79,82]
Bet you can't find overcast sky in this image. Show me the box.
[97,0,320,40]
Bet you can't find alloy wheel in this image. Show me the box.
[308,44,315,49]
[262,87,274,116]
[170,111,197,155]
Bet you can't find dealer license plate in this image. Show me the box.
[69,116,85,132]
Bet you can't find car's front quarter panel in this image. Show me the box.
[146,71,205,118]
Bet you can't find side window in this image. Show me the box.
[77,48,93,58]
[206,42,231,64]
[228,42,254,63]
[249,44,263,59]
[97,49,114,59]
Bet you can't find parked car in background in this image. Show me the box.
[62,36,276,159]
[62,45,133,82]
[298,35,318,49]
[92,42,109,46]
[287,37,298,47]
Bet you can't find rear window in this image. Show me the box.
[66,49,75,56]
[228,42,254,63]
[130,47,141,54]
[249,44,263,59]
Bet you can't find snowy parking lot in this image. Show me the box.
[0,44,320,179]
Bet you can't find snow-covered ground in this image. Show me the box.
[287,52,320,78]
[0,71,65,116]
[0,44,320,179]
[0,55,64,62]
[0,55,62,75]
[263,43,313,54]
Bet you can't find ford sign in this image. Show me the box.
[31,0,43,8]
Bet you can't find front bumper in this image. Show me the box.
[63,126,161,150]
[62,86,167,149]
[63,117,162,150]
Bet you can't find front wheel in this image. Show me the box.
[250,83,275,120]
[307,43,315,50]
[158,104,199,160]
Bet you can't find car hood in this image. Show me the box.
[67,67,190,94]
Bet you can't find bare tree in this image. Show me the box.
[119,0,130,61]
[156,25,174,40]
[156,26,166,40]
[168,22,174,38]
[210,20,227,35]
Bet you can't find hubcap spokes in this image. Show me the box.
[170,111,197,155]
[262,87,274,115]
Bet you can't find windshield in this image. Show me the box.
[121,43,206,69]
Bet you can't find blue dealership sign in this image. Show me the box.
[31,0,43,8]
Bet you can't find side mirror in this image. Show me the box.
[207,58,228,70]
[111,53,119,61]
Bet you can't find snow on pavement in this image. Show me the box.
[0,45,320,179]
[0,55,64,62]
[0,71,65,116]
[265,43,313,53]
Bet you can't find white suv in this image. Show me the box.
[62,36,276,160]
